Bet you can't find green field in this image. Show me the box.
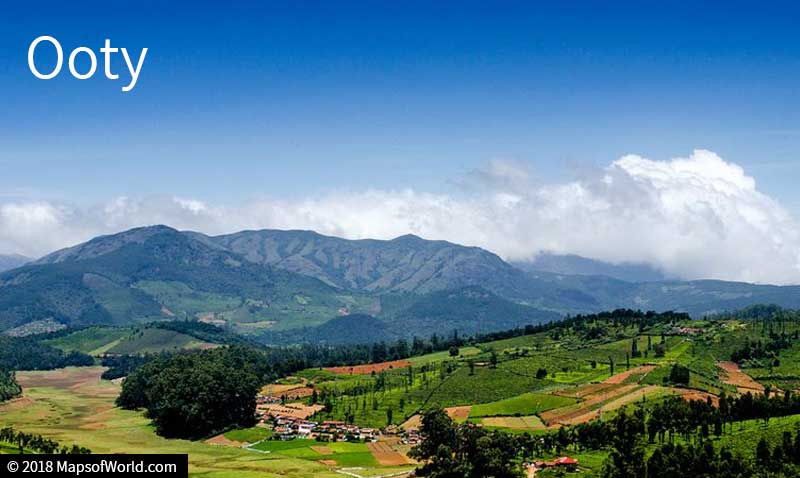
[469,392,577,418]
[0,367,341,477]
[107,328,214,354]
[44,327,131,355]
[250,440,377,467]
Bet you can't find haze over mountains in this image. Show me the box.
[0,254,30,273]
[2,225,800,343]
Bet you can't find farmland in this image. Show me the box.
[5,310,800,478]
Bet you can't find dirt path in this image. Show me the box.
[718,361,765,394]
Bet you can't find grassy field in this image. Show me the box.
[44,327,131,355]
[469,392,576,418]
[107,328,214,354]
[0,367,342,478]
[250,440,377,467]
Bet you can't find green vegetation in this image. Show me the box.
[0,370,21,402]
[0,335,94,371]
[44,326,130,355]
[223,426,272,443]
[250,440,377,467]
[108,327,212,354]
[469,392,576,418]
[0,367,341,476]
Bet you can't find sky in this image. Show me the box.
[2,1,800,284]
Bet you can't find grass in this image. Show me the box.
[108,328,212,355]
[224,426,273,443]
[251,439,377,467]
[0,367,341,478]
[44,327,131,355]
[470,392,576,418]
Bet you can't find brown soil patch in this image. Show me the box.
[257,402,325,420]
[540,384,638,426]
[553,382,618,399]
[261,383,314,400]
[482,416,546,430]
[368,441,412,466]
[318,460,337,466]
[718,361,765,394]
[324,360,412,375]
[400,414,421,430]
[603,365,657,384]
[15,367,105,390]
[677,388,719,406]
[205,434,245,447]
[311,445,333,455]
[400,406,469,430]
[446,406,471,421]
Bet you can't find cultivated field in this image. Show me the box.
[324,360,412,375]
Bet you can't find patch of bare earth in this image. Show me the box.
[446,406,471,421]
[368,441,412,466]
[205,434,244,447]
[718,361,765,394]
[602,365,657,384]
[540,384,639,426]
[400,406,470,430]
[311,445,333,455]
[324,359,412,375]
[257,402,324,420]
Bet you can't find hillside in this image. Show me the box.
[209,229,597,310]
[6,225,800,340]
[0,226,360,333]
[261,286,560,344]
[0,254,30,273]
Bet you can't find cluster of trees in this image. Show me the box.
[731,335,792,365]
[409,408,523,478]
[0,426,91,454]
[117,345,269,439]
[0,335,94,371]
[0,368,21,402]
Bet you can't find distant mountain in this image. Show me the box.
[0,254,31,273]
[513,253,668,283]
[4,224,800,341]
[261,286,560,345]
[0,226,352,333]
[209,229,599,310]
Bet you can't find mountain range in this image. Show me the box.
[0,254,30,273]
[2,225,800,343]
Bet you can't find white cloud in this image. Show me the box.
[2,149,799,284]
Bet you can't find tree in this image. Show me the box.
[536,368,548,379]
[449,346,460,357]
[489,350,498,369]
[668,364,690,386]
[468,360,475,376]
[386,407,394,426]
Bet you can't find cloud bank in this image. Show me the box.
[2,149,799,284]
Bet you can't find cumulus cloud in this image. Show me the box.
[2,149,799,284]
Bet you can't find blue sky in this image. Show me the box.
[2,1,799,204]
[3,1,800,284]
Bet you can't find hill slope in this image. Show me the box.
[0,254,31,273]
[0,226,356,333]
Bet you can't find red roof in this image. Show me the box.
[554,457,578,465]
